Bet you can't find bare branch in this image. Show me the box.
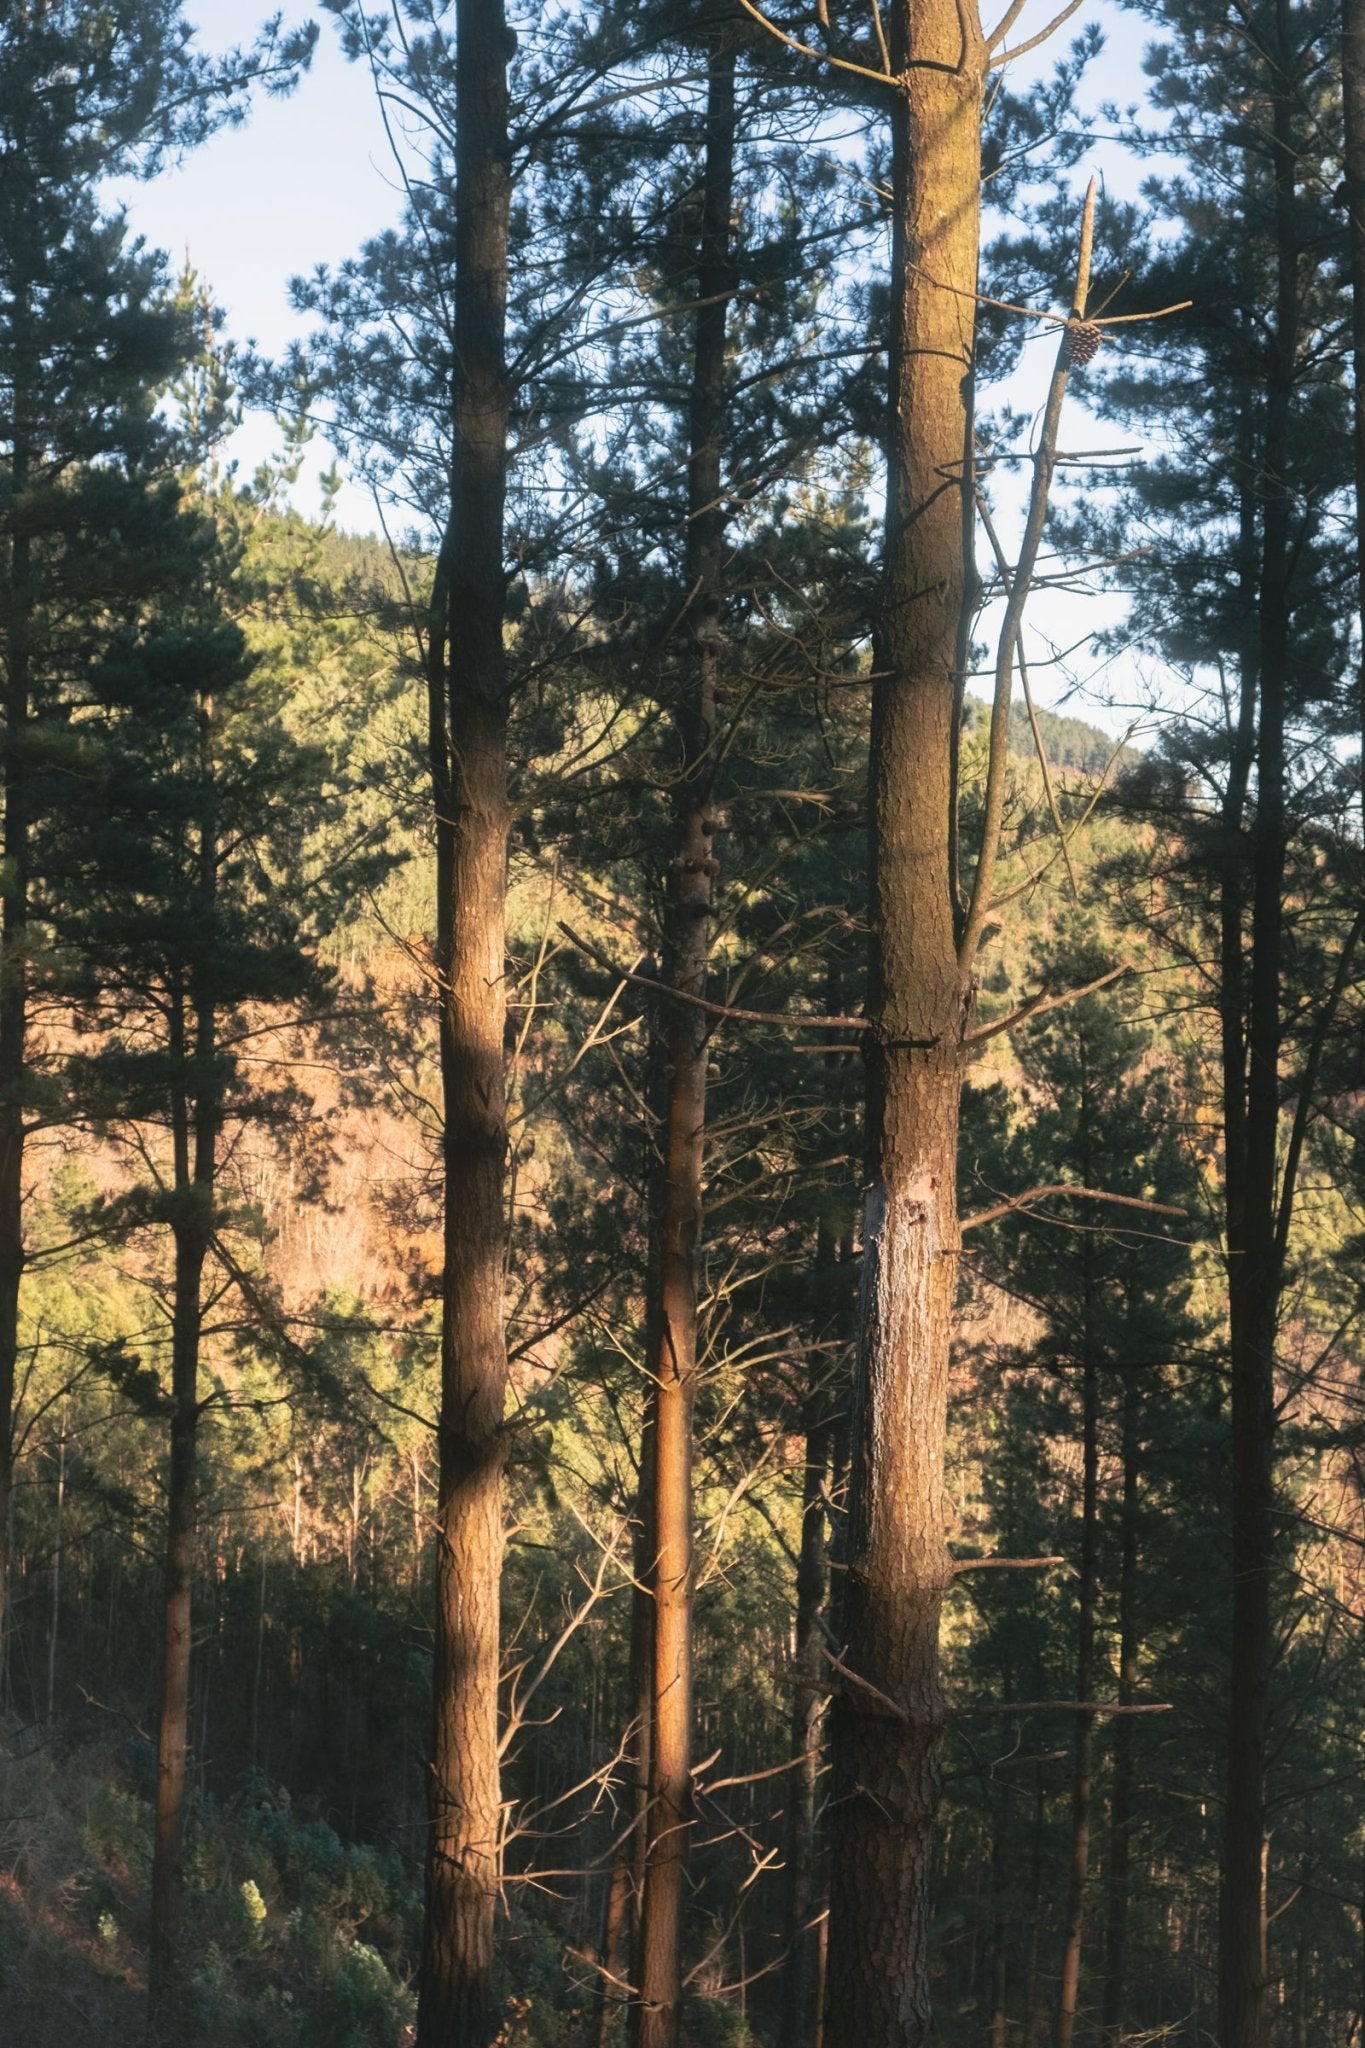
[558,923,866,1031]
[960,1184,1188,1234]
[989,0,1087,68]
[696,1748,824,1797]
[734,0,896,86]
[963,962,1130,1047]
[951,1553,1068,1573]
[823,1647,908,1722]
[975,490,1077,900]
[954,1698,1173,1717]
[960,177,1097,967]
[499,1516,631,1759]
[986,0,1034,53]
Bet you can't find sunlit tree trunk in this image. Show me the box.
[634,30,736,2048]
[824,6,984,2043]
[417,6,513,2041]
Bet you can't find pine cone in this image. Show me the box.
[1064,321,1103,367]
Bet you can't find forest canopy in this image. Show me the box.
[1,6,1364,2048]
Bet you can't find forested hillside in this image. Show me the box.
[3,5,1364,2048]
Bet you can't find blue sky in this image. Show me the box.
[125,5,396,358]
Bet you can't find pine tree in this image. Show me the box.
[962,928,1199,2044]
[296,7,648,2033]
[0,0,314,1716]
[58,455,371,2004]
[1072,5,1359,2035]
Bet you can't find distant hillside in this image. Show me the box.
[963,693,1137,776]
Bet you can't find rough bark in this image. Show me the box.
[823,9,984,2046]
[1055,1356,1099,2048]
[633,33,736,2048]
[417,6,513,2041]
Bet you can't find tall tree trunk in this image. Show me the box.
[149,668,221,2011]
[824,8,984,2045]
[46,1413,65,1722]
[1055,1356,1099,2048]
[780,1358,833,2048]
[633,32,736,2048]
[0,299,32,1712]
[1102,1375,1141,2045]
[149,928,216,2009]
[1023,1766,1048,2048]
[417,7,512,2042]
[1344,0,1365,785]
[989,1796,1010,2048]
[148,1215,208,2006]
[597,1429,654,2048]
[1218,47,1297,2047]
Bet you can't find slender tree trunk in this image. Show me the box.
[46,1413,64,1723]
[989,1798,1009,2048]
[150,686,219,2011]
[1056,1357,1099,2048]
[417,8,512,2042]
[1102,1376,1141,2045]
[598,1444,653,2048]
[1290,1898,1308,2048]
[780,1367,832,2048]
[149,1159,212,2003]
[634,34,736,2048]
[149,1237,204,2004]
[0,306,32,1711]
[1023,1765,1048,2048]
[594,1856,633,2048]
[824,9,984,2045]
[1218,49,1297,2047]
[1344,0,1365,785]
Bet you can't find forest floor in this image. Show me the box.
[0,1719,418,2047]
